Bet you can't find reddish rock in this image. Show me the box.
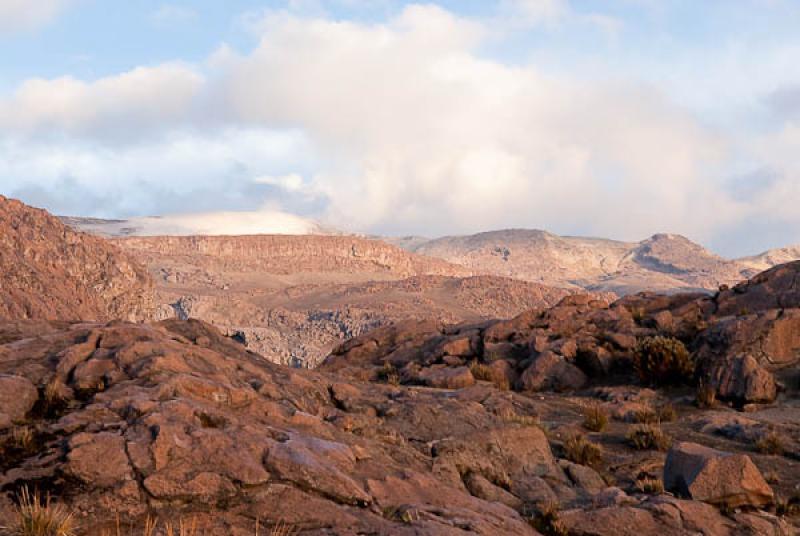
[0,375,38,428]
[519,351,587,392]
[418,365,476,389]
[663,442,774,508]
[66,432,133,488]
[708,354,777,404]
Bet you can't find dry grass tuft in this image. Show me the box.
[626,424,670,451]
[695,380,716,409]
[563,434,603,468]
[656,403,677,423]
[376,362,400,385]
[635,477,664,495]
[526,502,567,536]
[4,487,75,536]
[582,404,608,432]
[469,361,493,381]
[755,431,786,456]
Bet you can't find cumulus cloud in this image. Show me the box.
[0,64,203,139]
[1,3,799,255]
[0,0,74,33]
[210,5,737,242]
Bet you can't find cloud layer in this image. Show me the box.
[0,0,74,33]
[1,2,800,256]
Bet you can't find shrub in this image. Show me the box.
[634,336,694,386]
[582,404,608,432]
[755,431,786,456]
[563,434,603,467]
[5,487,75,536]
[626,424,670,451]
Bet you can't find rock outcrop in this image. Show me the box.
[0,196,154,322]
[325,262,800,407]
[664,442,774,508]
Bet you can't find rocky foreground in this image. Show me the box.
[1,264,800,534]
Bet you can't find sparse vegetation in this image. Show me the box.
[776,494,800,517]
[4,487,76,536]
[527,502,568,536]
[633,336,694,386]
[632,406,658,424]
[377,362,400,385]
[657,403,677,423]
[563,434,603,467]
[635,477,664,495]
[381,506,421,525]
[755,431,786,456]
[582,404,608,432]
[626,424,670,451]
[504,414,540,427]
[695,380,717,408]
[469,361,493,381]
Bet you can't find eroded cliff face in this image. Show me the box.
[114,233,585,367]
[0,196,154,322]
[117,235,472,278]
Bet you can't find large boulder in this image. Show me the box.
[0,375,38,429]
[707,354,777,404]
[519,351,587,392]
[663,442,774,508]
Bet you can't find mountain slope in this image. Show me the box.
[114,234,591,367]
[0,196,154,321]
[405,229,762,294]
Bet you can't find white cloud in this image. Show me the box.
[0,0,74,33]
[0,63,203,138]
[151,4,197,26]
[209,6,741,242]
[1,3,799,254]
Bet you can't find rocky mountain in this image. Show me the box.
[0,196,154,322]
[739,245,800,272]
[399,229,776,294]
[114,234,589,367]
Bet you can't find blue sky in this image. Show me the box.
[1,0,800,256]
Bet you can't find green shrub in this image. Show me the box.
[634,336,694,386]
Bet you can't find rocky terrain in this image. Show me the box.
[0,254,799,534]
[0,196,154,322]
[114,235,585,367]
[399,229,797,294]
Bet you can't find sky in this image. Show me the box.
[1,0,800,256]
